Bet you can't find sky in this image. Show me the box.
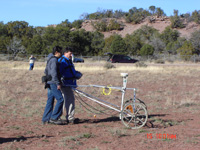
[1,0,200,27]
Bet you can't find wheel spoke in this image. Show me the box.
[136,117,144,124]
[134,104,142,114]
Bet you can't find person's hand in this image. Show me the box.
[57,85,61,90]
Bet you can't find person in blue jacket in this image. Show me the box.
[42,46,64,125]
[58,47,82,124]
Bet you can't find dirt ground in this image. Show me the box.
[0,61,200,150]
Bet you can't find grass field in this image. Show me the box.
[0,61,200,150]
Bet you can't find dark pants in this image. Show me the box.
[29,63,34,70]
[42,84,64,122]
[61,86,75,121]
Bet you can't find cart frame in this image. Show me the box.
[68,73,148,129]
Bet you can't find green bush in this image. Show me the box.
[72,20,83,29]
[125,7,151,24]
[170,16,185,28]
[110,35,127,55]
[170,10,185,29]
[107,19,123,31]
[160,26,180,45]
[192,10,200,24]
[92,20,107,32]
[125,13,143,24]
[92,19,123,32]
[177,41,195,61]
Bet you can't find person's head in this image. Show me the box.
[52,46,62,58]
[63,47,73,59]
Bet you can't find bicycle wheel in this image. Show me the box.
[121,102,148,129]
[124,98,147,109]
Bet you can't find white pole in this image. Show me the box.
[120,73,128,112]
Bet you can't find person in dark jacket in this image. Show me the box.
[42,46,64,125]
[58,47,82,124]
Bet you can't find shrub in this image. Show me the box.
[92,20,107,32]
[155,59,165,64]
[110,35,127,55]
[107,19,123,31]
[170,17,185,29]
[170,10,185,29]
[190,30,200,55]
[92,19,123,32]
[177,41,195,61]
[160,26,180,45]
[166,58,174,63]
[72,20,83,29]
[125,7,151,24]
[191,55,200,63]
[192,10,200,24]
[140,44,154,56]
[135,61,148,68]
[104,62,115,69]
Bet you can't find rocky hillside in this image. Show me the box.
[81,17,200,39]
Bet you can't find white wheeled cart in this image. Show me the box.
[70,73,148,129]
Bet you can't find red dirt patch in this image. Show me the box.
[81,18,200,39]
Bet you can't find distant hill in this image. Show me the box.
[81,17,200,39]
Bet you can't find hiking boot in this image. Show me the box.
[49,118,63,125]
[67,118,80,124]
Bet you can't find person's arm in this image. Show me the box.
[44,65,48,75]
[49,58,61,86]
[59,61,68,77]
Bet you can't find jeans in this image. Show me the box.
[29,63,34,70]
[42,84,64,122]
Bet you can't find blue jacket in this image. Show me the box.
[58,55,77,86]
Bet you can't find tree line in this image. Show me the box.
[0,6,200,59]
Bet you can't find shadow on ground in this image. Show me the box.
[0,135,53,144]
